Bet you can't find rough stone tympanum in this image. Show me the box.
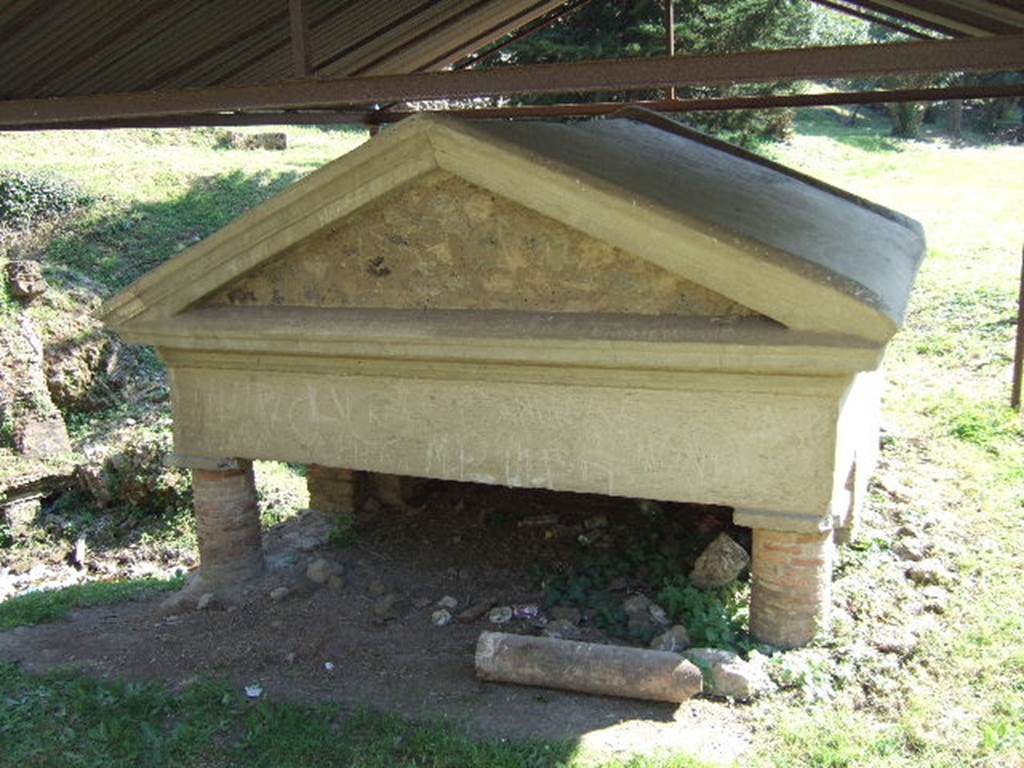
[101,109,925,646]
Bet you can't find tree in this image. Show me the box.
[496,0,820,144]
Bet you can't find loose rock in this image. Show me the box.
[489,606,513,624]
[5,260,48,301]
[893,539,927,562]
[684,647,740,670]
[542,619,580,640]
[197,593,216,611]
[411,596,432,610]
[327,574,345,593]
[906,559,951,586]
[921,585,949,614]
[373,593,399,620]
[305,558,337,585]
[437,595,459,610]
[431,609,453,626]
[269,586,290,602]
[650,625,691,653]
[710,658,772,701]
[690,533,750,589]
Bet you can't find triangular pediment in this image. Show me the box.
[101,111,924,343]
[201,170,758,318]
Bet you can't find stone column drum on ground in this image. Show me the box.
[192,460,263,588]
[749,528,833,648]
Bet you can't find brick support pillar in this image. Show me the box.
[192,460,263,588]
[750,528,832,648]
[307,464,362,517]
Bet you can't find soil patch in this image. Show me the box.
[0,481,752,763]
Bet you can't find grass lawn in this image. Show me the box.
[1,109,1023,767]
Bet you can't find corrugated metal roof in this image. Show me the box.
[840,0,1024,36]
[0,0,565,101]
[0,0,1019,126]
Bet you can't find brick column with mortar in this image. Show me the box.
[307,464,362,517]
[749,528,833,648]
[192,460,263,588]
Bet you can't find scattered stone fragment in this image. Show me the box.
[542,619,580,640]
[411,596,432,610]
[5,260,48,301]
[584,515,608,530]
[327,574,345,593]
[682,647,771,700]
[650,625,691,653]
[906,558,951,586]
[197,592,216,611]
[373,593,399,620]
[513,604,540,620]
[324,661,335,672]
[518,514,559,528]
[458,598,495,622]
[284,652,296,664]
[306,558,338,585]
[921,585,949,614]
[437,595,459,610]
[684,647,740,670]
[431,609,453,626]
[893,538,927,562]
[549,605,581,625]
[690,533,750,589]
[872,628,918,657]
[269,586,290,602]
[648,603,670,627]
[896,524,918,538]
[622,594,653,616]
[489,605,513,624]
[710,658,772,701]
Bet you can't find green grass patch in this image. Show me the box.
[0,576,184,629]
[0,663,709,768]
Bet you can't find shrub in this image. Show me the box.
[0,170,90,231]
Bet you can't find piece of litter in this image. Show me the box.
[513,604,540,620]
[244,684,263,699]
[431,608,453,626]
[324,661,336,671]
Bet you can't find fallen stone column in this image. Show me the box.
[475,631,702,703]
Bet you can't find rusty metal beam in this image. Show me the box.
[840,0,979,35]
[289,0,313,77]
[812,0,937,38]
[7,82,1024,132]
[859,0,1022,35]
[1,34,1022,128]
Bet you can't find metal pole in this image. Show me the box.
[1012,243,1024,410]
[664,0,676,101]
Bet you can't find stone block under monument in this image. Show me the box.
[101,109,925,648]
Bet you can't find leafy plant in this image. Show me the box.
[328,512,357,546]
[0,169,90,230]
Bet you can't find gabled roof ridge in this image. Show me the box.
[611,107,923,235]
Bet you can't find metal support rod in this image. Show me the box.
[1012,244,1024,410]
[664,0,676,100]
[6,82,1024,131]
[0,34,1021,128]
[289,0,313,78]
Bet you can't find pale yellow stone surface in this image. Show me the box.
[204,171,755,318]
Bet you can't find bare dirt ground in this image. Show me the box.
[0,482,753,764]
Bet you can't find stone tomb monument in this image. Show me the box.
[101,110,924,648]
